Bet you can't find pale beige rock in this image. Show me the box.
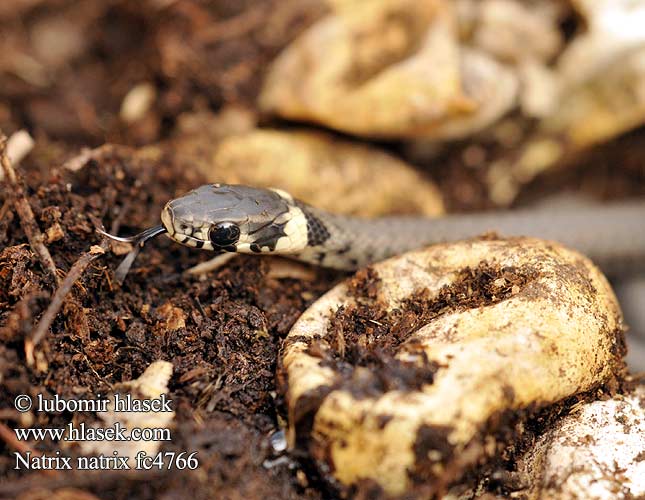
[489,1,645,203]
[282,238,624,496]
[194,129,445,217]
[259,0,517,140]
[519,385,645,500]
[540,46,645,150]
[530,0,645,149]
[0,130,35,181]
[468,0,563,64]
[560,0,645,87]
[507,45,645,194]
[120,82,156,123]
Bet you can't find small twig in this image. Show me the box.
[184,253,237,275]
[0,421,57,477]
[80,349,114,389]
[62,143,131,172]
[0,132,60,286]
[197,4,267,43]
[26,244,108,365]
[0,198,11,223]
[25,186,133,363]
[0,421,32,456]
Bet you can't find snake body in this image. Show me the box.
[152,183,645,275]
[101,184,640,494]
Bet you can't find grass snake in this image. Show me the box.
[98,183,645,281]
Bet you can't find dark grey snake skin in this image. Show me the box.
[297,199,645,275]
[101,184,645,279]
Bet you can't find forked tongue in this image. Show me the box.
[96,225,167,283]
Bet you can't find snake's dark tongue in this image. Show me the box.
[114,248,142,283]
[96,225,167,283]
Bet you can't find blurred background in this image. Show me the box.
[1,0,645,370]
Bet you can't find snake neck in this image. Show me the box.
[291,202,431,270]
[290,200,645,274]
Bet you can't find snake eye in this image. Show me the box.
[209,222,240,247]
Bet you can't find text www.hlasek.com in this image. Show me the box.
[12,393,198,471]
[14,422,170,442]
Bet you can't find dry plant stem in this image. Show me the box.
[0,133,60,286]
[26,170,126,364]
[198,4,267,42]
[0,422,57,478]
[26,243,108,364]
[184,252,237,275]
[62,143,131,172]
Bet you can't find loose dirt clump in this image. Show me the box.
[0,146,338,498]
[305,263,535,397]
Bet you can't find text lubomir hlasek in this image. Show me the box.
[36,393,172,413]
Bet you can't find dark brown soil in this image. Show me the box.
[1,2,644,500]
[0,144,341,499]
[303,263,533,398]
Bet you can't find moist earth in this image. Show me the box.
[1,2,644,499]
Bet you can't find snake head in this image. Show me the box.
[161,184,309,255]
